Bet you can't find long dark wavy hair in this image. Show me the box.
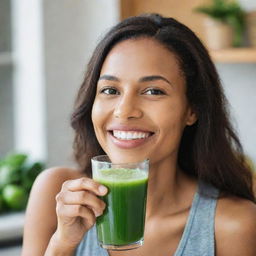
[71,13,255,202]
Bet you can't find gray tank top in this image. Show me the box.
[75,181,219,256]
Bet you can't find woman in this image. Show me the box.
[22,14,256,256]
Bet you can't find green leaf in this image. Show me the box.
[0,193,4,213]
[0,153,45,213]
[0,153,28,189]
[0,166,21,189]
[194,0,245,22]
[2,184,29,211]
[3,153,28,169]
[21,162,44,191]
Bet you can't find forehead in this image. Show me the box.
[100,37,182,80]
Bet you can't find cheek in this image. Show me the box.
[160,117,183,142]
[91,98,114,133]
[91,101,107,150]
[157,101,188,141]
[91,100,101,127]
[91,100,107,142]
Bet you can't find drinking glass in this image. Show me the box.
[91,155,149,250]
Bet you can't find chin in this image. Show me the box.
[106,150,148,164]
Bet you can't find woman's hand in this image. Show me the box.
[53,177,108,249]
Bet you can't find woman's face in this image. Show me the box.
[91,38,196,164]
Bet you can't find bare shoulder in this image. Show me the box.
[22,167,85,256]
[28,166,85,204]
[215,196,256,256]
[25,166,85,222]
[35,166,85,187]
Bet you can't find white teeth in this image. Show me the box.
[113,130,150,140]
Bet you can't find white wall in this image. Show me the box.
[239,0,256,11]
[43,0,119,167]
[217,64,256,162]
[0,0,13,158]
[12,0,46,162]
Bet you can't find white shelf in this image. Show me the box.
[0,52,13,66]
[0,212,25,241]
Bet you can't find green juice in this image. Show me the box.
[94,168,148,246]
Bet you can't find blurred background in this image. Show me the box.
[0,0,255,255]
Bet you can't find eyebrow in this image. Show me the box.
[98,75,120,82]
[98,74,172,86]
[138,75,172,86]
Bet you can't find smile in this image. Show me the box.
[113,130,151,140]
[108,128,155,149]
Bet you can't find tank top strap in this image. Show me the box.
[174,181,219,256]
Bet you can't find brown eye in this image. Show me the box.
[100,87,120,95]
[144,88,165,95]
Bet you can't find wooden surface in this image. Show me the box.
[210,48,256,63]
[120,0,211,42]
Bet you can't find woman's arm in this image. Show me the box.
[21,167,83,256]
[215,197,256,256]
[44,232,76,256]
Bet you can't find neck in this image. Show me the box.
[145,157,196,219]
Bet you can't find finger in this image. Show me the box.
[57,204,96,226]
[62,177,108,196]
[56,190,106,216]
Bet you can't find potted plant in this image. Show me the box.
[195,0,245,49]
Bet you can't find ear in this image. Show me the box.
[185,107,197,126]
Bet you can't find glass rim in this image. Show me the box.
[91,154,149,166]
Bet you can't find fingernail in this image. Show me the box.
[96,211,102,217]
[99,185,107,195]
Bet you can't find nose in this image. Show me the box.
[113,94,143,120]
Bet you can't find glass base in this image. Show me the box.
[99,238,144,251]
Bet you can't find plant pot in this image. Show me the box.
[203,17,233,50]
[246,11,256,47]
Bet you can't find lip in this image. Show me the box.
[108,132,154,149]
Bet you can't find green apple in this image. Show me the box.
[2,184,29,211]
